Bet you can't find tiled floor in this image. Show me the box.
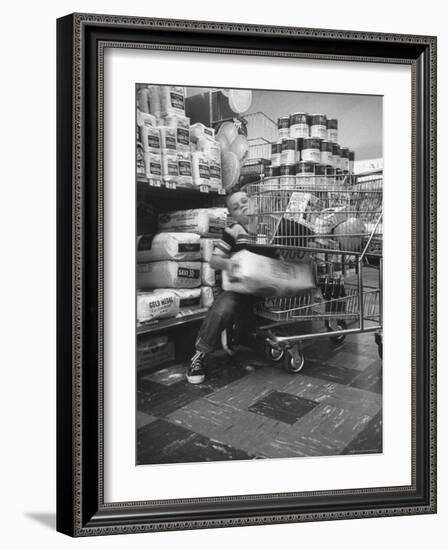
[136,331,382,465]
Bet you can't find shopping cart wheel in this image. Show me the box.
[375,331,383,359]
[284,349,305,374]
[264,344,285,362]
[325,319,347,345]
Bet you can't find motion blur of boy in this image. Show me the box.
[186,191,256,384]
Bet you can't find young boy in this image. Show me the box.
[186,191,257,384]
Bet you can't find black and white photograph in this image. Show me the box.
[135,84,383,465]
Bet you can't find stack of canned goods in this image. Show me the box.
[271,111,356,185]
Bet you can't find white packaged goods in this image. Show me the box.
[136,143,146,177]
[137,291,179,322]
[137,109,157,129]
[137,261,202,289]
[158,208,227,236]
[140,125,161,153]
[177,151,193,187]
[158,126,177,151]
[201,286,215,308]
[222,250,316,297]
[161,151,179,184]
[209,162,222,190]
[147,86,161,118]
[201,262,221,286]
[200,238,219,262]
[160,86,186,116]
[143,153,162,181]
[190,122,215,142]
[163,114,191,150]
[137,233,201,263]
[137,87,150,113]
[284,192,322,231]
[137,335,175,369]
[208,142,222,190]
[208,208,228,235]
[155,288,202,311]
[191,152,211,187]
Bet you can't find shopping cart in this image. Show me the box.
[243,173,383,372]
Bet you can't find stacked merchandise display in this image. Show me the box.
[136,85,225,193]
[265,112,356,183]
[136,207,228,326]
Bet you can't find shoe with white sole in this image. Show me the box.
[186,351,206,384]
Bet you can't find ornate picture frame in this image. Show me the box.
[56,13,436,536]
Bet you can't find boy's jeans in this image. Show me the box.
[195,291,256,354]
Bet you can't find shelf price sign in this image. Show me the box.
[218,188,226,195]
[199,185,210,193]
[148,179,161,188]
[165,181,176,190]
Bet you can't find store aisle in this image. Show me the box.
[136,332,382,464]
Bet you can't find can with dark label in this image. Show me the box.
[264,165,280,190]
[289,112,309,138]
[302,137,321,163]
[295,161,314,185]
[280,163,296,189]
[266,165,281,177]
[325,165,335,185]
[332,143,341,169]
[295,161,315,174]
[320,140,333,166]
[270,140,282,167]
[281,138,296,165]
[314,163,326,186]
[327,119,338,142]
[309,113,328,140]
[340,147,350,172]
[295,137,304,162]
[277,116,290,139]
[349,150,355,173]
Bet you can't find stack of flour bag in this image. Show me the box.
[137,207,228,324]
[136,85,223,192]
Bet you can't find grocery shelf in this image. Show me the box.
[137,176,226,198]
[137,308,208,336]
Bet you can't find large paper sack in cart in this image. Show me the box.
[222,249,316,297]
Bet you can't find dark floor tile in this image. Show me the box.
[248,390,318,425]
[202,358,251,391]
[303,359,360,386]
[137,418,255,464]
[349,362,383,394]
[138,379,213,417]
[340,411,383,455]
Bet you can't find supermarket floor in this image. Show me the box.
[136,331,382,464]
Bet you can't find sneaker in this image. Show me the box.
[186,351,206,384]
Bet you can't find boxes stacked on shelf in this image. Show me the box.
[136,208,228,324]
[159,207,228,308]
[263,112,357,185]
[136,85,225,193]
[136,232,202,323]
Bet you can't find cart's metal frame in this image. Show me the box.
[244,174,383,371]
